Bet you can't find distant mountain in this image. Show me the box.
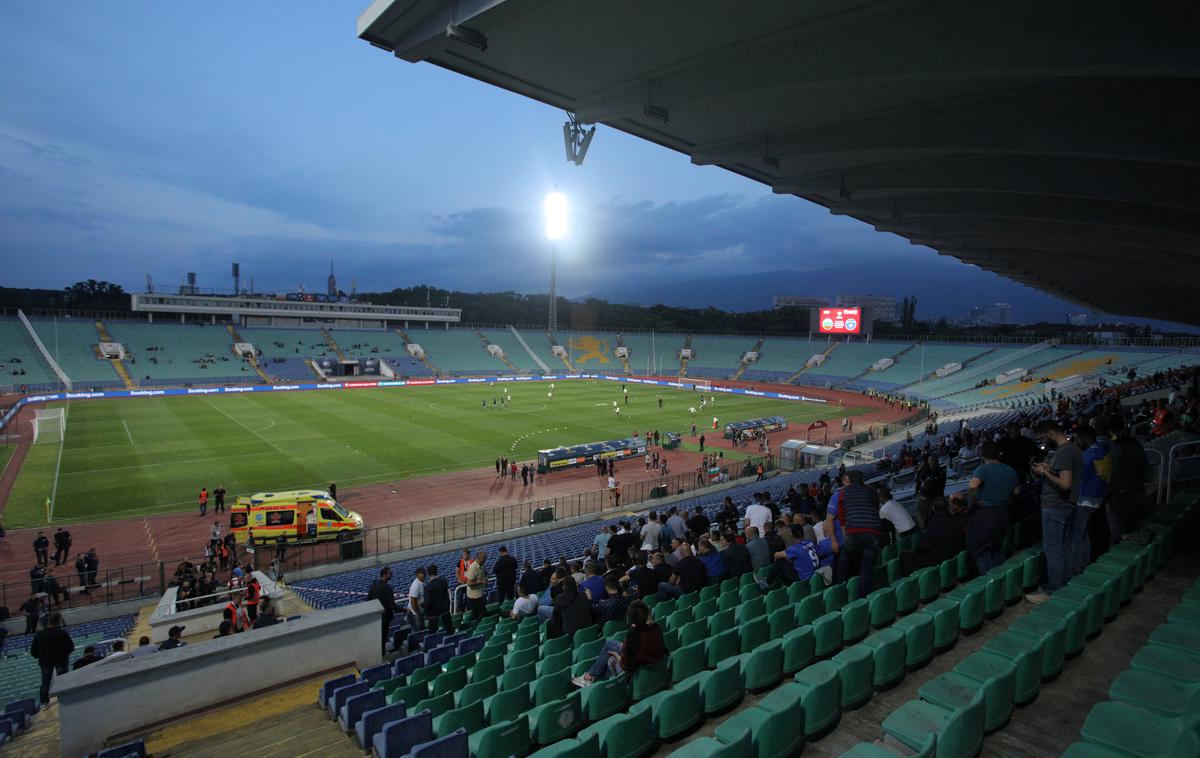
[587,260,1083,323]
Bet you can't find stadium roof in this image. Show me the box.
[357,0,1200,326]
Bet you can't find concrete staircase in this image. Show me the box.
[225,324,271,383]
[397,330,441,375]
[547,332,574,371]
[679,335,693,377]
[95,320,137,388]
[787,341,839,384]
[319,328,348,362]
[475,329,517,372]
[732,336,766,380]
[615,334,632,375]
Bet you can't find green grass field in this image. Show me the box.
[3,381,866,528]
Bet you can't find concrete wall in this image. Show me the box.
[147,571,283,642]
[53,601,383,757]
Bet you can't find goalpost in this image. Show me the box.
[693,379,712,393]
[33,407,68,521]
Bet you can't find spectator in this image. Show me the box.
[213,621,234,638]
[1106,414,1147,542]
[1073,425,1109,572]
[666,508,686,545]
[223,591,248,633]
[44,571,67,605]
[1028,420,1083,603]
[715,498,740,532]
[465,551,489,621]
[640,513,663,551]
[84,548,99,589]
[367,567,397,654]
[878,488,916,538]
[492,546,518,603]
[30,613,73,707]
[658,543,704,597]
[21,593,42,635]
[73,644,103,670]
[97,639,128,663]
[423,564,453,633]
[579,561,606,602]
[697,539,726,585]
[570,560,586,586]
[593,526,612,566]
[745,526,770,571]
[159,625,188,650]
[244,575,262,623]
[33,531,49,567]
[720,528,752,577]
[456,549,471,585]
[407,567,426,629]
[593,576,631,623]
[902,496,966,574]
[511,585,539,619]
[685,509,710,541]
[518,560,543,597]
[914,456,947,528]
[574,600,665,686]
[548,576,590,639]
[252,598,279,629]
[131,635,157,658]
[837,470,883,600]
[967,441,1018,574]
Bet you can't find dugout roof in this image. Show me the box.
[358,0,1200,326]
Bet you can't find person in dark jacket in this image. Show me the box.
[900,497,967,574]
[422,564,454,633]
[915,456,947,528]
[30,613,73,706]
[518,560,543,596]
[492,546,518,603]
[548,576,591,639]
[658,543,705,597]
[72,644,103,669]
[367,566,397,654]
[719,528,753,577]
[575,600,666,685]
[21,593,42,635]
[715,497,741,531]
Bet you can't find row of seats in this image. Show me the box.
[839,488,1193,758]
[0,615,136,706]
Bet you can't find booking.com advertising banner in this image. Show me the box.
[0,374,827,433]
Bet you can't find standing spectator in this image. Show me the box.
[685,509,711,541]
[518,560,543,597]
[456,549,471,585]
[1028,420,1083,602]
[329,482,338,501]
[836,470,883,600]
[492,546,518,603]
[21,593,42,635]
[640,513,663,551]
[465,551,488,621]
[745,495,772,534]
[593,526,613,567]
[223,591,248,633]
[52,528,71,567]
[213,485,227,513]
[914,456,947,528]
[244,575,261,623]
[74,553,88,594]
[198,487,209,517]
[367,567,396,655]
[33,532,49,567]
[30,613,73,707]
[1073,425,1109,573]
[84,548,99,589]
[666,508,687,544]
[1106,415,1147,542]
[210,521,222,546]
[423,564,454,633]
[967,443,1018,574]
[878,488,916,539]
[407,567,426,629]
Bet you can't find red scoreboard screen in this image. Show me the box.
[819,307,861,334]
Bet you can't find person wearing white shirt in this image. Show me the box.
[745,500,773,533]
[407,569,425,628]
[877,487,915,535]
[511,589,539,619]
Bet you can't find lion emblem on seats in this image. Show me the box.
[569,335,610,364]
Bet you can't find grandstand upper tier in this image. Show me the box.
[2,317,1198,410]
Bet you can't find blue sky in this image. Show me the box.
[0,1,946,303]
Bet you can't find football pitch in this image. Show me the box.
[3,381,867,528]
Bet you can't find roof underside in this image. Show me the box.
[358,0,1200,325]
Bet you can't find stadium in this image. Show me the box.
[0,3,1199,758]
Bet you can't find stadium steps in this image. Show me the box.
[95,320,137,389]
[731,336,766,380]
[306,358,329,381]
[474,329,519,373]
[616,334,632,375]
[320,328,349,362]
[787,341,839,384]
[547,332,574,371]
[896,346,999,390]
[399,329,443,375]
[680,335,693,377]
[225,324,272,383]
[836,343,917,389]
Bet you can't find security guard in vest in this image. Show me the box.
[244,576,261,623]
[223,590,248,633]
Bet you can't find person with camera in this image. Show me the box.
[1027,420,1083,603]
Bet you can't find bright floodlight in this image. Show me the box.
[544,192,568,240]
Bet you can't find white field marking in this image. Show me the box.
[121,420,135,446]
[48,401,70,522]
[202,398,292,457]
[242,416,277,433]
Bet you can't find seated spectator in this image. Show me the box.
[719,528,752,577]
[579,561,605,600]
[593,576,631,624]
[696,539,726,585]
[658,543,704,597]
[131,635,157,658]
[537,567,569,622]
[511,586,539,619]
[214,621,235,638]
[72,645,104,670]
[96,639,127,664]
[159,625,187,650]
[547,576,591,639]
[745,526,770,571]
[574,600,665,686]
[518,560,544,597]
[621,553,659,599]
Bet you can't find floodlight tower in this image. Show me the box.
[544,191,568,332]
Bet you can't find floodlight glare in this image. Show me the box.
[544,192,568,240]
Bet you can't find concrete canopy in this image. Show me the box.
[358,0,1200,325]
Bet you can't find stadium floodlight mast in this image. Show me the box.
[544,191,568,332]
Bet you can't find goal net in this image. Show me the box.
[693,379,712,393]
[33,408,65,445]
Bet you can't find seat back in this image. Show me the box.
[500,661,537,691]
[435,700,486,738]
[631,658,671,701]
[361,662,392,687]
[533,670,574,705]
[671,640,707,683]
[941,688,986,758]
[430,667,468,698]
[457,675,497,708]
[393,652,425,678]
[426,642,455,667]
[319,673,356,707]
[412,691,455,718]
[343,689,385,729]
[534,690,584,744]
[356,702,406,749]
[410,728,469,758]
[375,710,434,758]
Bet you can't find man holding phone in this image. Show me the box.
[1027,420,1083,603]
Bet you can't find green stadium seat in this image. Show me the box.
[841,599,870,644]
[914,567,940,603]
[717,590,740,613]
[412,691,455,717]
[469,715,530,758]
[1108,669,1200,720]
[666,727,752,758]
[938,559,957,593]
[739,573,758,590]
[430,668,468,699]
[708,609,735,637]
[891,613,934,670]
[676,592,699,613]
[484,682,532,725]
[713,683,805,758]
[500,661,538,692]
[737,596,765,625]
[893,576,919,615]
[410,663,442,687]
[1131,644,1200,683]
[1149,622,1200,655]
[951,650,1018,730]
[781,625,816,676]
[1168,602,1200,626]
[543,635,572,659]
[967,574,1004,619]
[472,653,506,684]
[721,577,739,594]
[736,638,783,692]
[918,599,960,652]
[632,679,702,740]
[981,632,1042,705]
[681,656,744,715]
[767,605,797,640]
[601,619,626,639]
[786,580,809,605]
[882,689,984,758]
[631,659,671,701]
[1008,613,1066,679]
[532,670,574,705]
[1013,552,1042,592]
[838,734,935,758]
[764,587,789,615]
[457,676,497,708]
[1098,546,1149,591]
[679,618,708,648]
[663,627,680,653]
[433,699,487,738]
[943,585,983,633]
[823,583,848,614]
[920,669,1013,734]
[700,584,721,602]
[845,577,860,601]
[446,652,476,673]
[955,551,973,582]
[813,612,844,659]
[859,627,906,690]
[541,648,573,675]
[1079,701,1200,758]
[527,731,600,758]
[706,628,740,667]
[832,644,875,710]
[1084,561,1135,606]
[796,595,824,627]
[1030,597,1086,657]
[989,563,1022,606]
[572,640,603,668]
[1060,743,1141,758]
[792,660,842,739]
[867,587,896,628]
[387,681,429,707]
[672,640,708,684]
[690,598,715,619]
[668,608,695,631]
[655,598,677,619]
[375,675,407,697]
[1053,584,1105,639]
[576,708,655,758]
[1069,572,1120,622]
[528,689,584,745]
[508,647,539,669]
[581,675,631,722]
[739,616,770,654]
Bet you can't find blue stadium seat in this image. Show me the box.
[341,689,386,732]
[373,709,434,758]
[329,681,370,720]
[96,738,147,758]
[409,728,469,758]
[318,674,357,710]
[357,702,407,750]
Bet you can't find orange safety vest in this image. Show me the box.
[245,581,260,606]
[224,601,245,632]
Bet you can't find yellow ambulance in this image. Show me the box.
[229,489,363,545]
